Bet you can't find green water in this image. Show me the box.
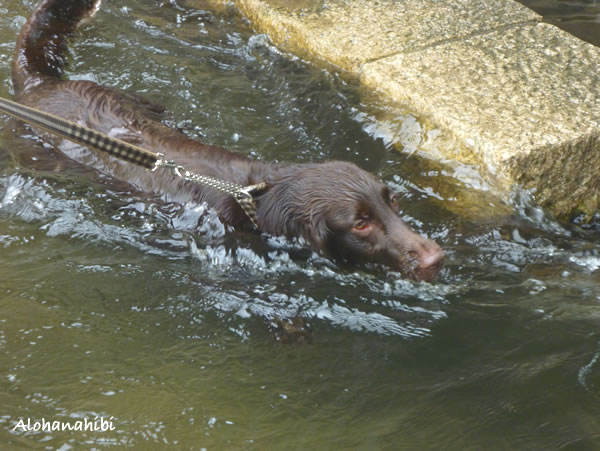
[1,0,600,449]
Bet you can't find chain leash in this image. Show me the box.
[0,96,264,228]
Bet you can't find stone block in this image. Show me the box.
[361,22,600,217]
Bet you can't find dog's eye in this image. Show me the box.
[353,218,370,231]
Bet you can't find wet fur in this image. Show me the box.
[11,0,444,281]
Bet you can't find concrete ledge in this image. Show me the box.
[361,22,600,217]
[232,0,541,73]
[199,0,600,219]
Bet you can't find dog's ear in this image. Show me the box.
[306,215,332,254]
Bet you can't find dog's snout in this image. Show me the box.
[412,240,444,282]
[422,245,444,270]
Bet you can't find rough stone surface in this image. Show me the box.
[234,0,540,73]
[361,22,600,217]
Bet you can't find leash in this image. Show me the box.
[0,96,265,229]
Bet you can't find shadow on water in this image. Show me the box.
[1,0,600,448]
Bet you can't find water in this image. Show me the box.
[520,0,600,46]
[1,0,599,448]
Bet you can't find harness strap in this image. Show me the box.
[0,96,264,229]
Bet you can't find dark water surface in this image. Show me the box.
[520,0,600,46]
[1,0,600,448]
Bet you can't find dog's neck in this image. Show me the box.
[252,162,331,243]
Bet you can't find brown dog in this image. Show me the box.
[12,0,444,281]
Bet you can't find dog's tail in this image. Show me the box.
[12,0,101,95]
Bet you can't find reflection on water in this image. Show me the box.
[1,0,600,448]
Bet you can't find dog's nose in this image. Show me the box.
[414,241,445,281]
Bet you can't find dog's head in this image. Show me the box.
[257,161,444,282]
